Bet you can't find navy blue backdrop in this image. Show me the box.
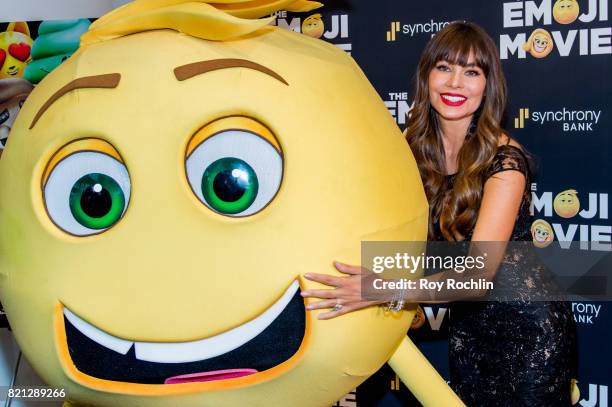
[273,1,610,406]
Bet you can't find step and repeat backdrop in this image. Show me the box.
[0,1,610,406]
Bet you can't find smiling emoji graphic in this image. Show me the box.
[0,1,462,406]
[531,219,554,248]
[523,29,554,58]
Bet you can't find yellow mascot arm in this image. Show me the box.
[389,336,465,407]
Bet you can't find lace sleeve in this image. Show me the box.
[486,144,530,180]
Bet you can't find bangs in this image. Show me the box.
[429,23,491,74]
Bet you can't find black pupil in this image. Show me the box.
[80,184,112,218]
[213,170,246,202]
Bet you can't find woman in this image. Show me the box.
[301,22,575,406]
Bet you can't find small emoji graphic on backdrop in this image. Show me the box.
[531,219,554,248]
[523,29,554,58]
[301,14,324,38]
[553,189,580,218]
[553,0,580,24]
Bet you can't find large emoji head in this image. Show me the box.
[553,0,580,24]
[523,29,554,58]
[0,1,429,406]
[0,22,33,79]
[554,189,580,218]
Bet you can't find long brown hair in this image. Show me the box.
[405,21,507,241]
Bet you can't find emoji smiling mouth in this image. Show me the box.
[534,43,547,53]
[60,281,306,385]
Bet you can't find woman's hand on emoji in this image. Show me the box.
[301,262,385,320]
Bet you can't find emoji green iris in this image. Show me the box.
[202,158,258,214]
[69,173,125,229]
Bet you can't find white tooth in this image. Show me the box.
[134,280,300,363]
[443,95,465,102]
[64,280,301,363]
[64,308,134,355]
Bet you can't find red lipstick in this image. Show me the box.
[440,93,467,107]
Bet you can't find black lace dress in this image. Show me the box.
[435,144,576,407]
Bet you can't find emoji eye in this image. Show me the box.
[8,42,31,62]
[43,147,131,236]
[186,126,282,217]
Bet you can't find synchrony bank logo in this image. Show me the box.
[500,0,611,59]
[513,106,603,132]
[272,10,351,53]
[385,19,450,42]
[572,302,602,324]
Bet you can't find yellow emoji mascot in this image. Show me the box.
[0,1,462,406]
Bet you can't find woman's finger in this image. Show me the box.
[317,300,382,319]
[318,303,357,320]
[300,289,339,299]
[305,299,342,310]
[303,273,344,287]
[334,261,366,275]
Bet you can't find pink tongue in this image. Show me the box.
[164,369,258,384]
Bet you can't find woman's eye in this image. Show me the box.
[43,150,131,236]
[186,129,283,217]
[436,64,450,72]
[465,70,480,77]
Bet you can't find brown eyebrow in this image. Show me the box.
[439,59,481,69]
[29,73,121,130]
[174,59,288,86]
